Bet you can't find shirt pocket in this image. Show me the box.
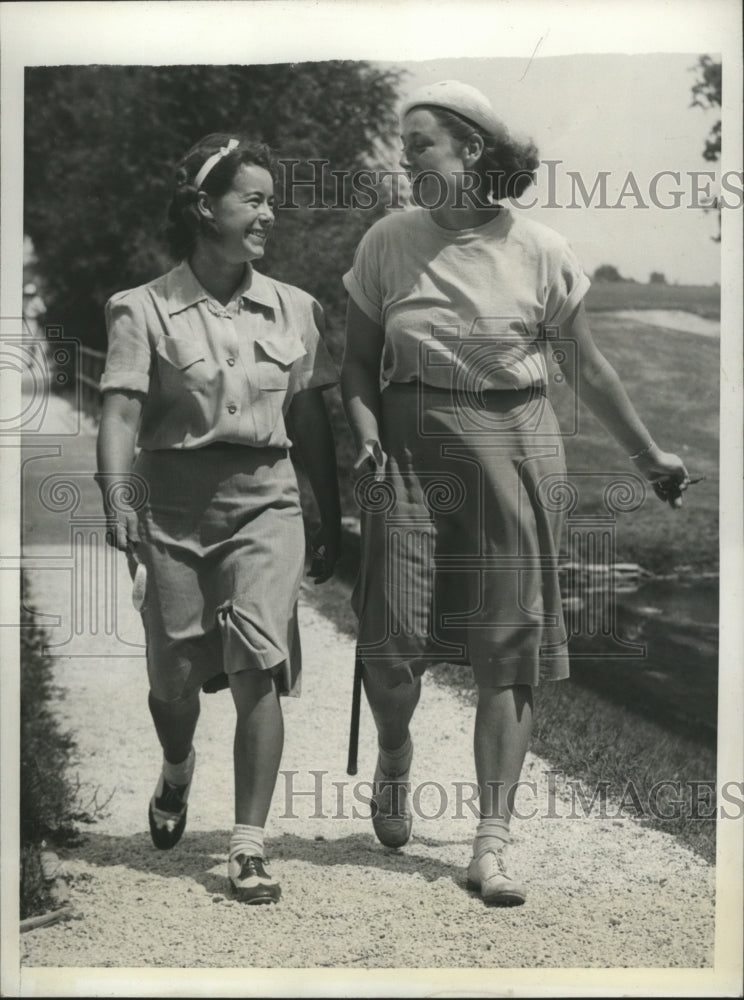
[155,335,216,392]
[255,336,307,390]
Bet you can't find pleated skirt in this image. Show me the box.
[352,382,570,688]
[132,444,305,701]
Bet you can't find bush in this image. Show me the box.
[20,574,79,918]
[24,63,402,353]
[593,264,623,282]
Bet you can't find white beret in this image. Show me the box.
[401,80,508,139]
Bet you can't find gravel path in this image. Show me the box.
[20,550,715,973]
[17,394,717,982]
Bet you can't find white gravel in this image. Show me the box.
[19,545,717,982]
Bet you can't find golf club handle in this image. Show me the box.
[347,650,363,776]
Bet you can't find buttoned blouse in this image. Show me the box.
[100,260,338,450]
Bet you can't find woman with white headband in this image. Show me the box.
[97,133,341,904]
[342,82,689,905]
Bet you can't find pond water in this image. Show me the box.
[564,575,718,742]
[562,308,718,737]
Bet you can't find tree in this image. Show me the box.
[24,63,403,353]
[690,54,721,162]
[24,63,404,515]
[593,264,623,282]
[649,272,666,284]
[689,54,721,241]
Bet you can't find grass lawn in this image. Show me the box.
[546,313,719,574]
[585,281,720,319]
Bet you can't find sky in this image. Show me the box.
[386,53,724,286]
[0,5,736,298]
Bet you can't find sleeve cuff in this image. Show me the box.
[342,270,383,325]
[292,366,339,395]
[550,272,591,328]
[99,370,150,394]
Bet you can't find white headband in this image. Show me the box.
[193,138,239,189]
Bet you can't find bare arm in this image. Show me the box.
[556,302,689,506]
[96,389,144,549]
[287,387,342,583]
[341,298,386,473]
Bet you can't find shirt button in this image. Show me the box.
[227,358,236,366]
[227,404,237,414]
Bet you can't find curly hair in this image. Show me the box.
[164,133,278,260]
[419,106,540,201]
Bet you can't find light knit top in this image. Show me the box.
[342,206,590,391]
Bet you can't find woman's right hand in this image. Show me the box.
[632,446,690,510]
[96,390,144,550]
[104,504,141,552]
[353,440,387,482]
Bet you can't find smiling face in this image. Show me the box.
[400,107,476,208]
[199,162,276,263]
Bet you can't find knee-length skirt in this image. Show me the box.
[352,383,570,688]
[132,444,305,701]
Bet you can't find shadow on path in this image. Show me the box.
[61,828,468,901]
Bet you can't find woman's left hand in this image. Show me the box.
[307,523,342,584]
[633,447,691,509]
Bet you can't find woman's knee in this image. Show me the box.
[228,667,279,714]
[476,680,533,694]
[148,686,201,715]
[475,682,533,711]
[362,660,421,696]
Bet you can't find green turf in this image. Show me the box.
[546,314,719,574]
[585,281,720,319]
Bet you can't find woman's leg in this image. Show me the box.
[473,683,533,821]
[362,665,421,753]
[362,665,421,847]
[226,667,284,904]
[147,689,200,850]
[148,689,200,765]
[228,668,284,828]
[468,681,533,905]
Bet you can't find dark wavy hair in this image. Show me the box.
[419,106,540,201]
[164,133,278,260]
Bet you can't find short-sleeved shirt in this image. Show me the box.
[101,260,338,450]
[342,206,590,391]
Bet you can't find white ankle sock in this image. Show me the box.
[229,824,264,861]
[473,817,511,857]
[379,735,413,777]
[162,746,195,787]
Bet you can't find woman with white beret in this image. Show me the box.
[342,81,689,905]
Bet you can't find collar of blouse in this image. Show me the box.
[164,259,280,317]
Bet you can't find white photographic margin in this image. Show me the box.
[1,1,741,997]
